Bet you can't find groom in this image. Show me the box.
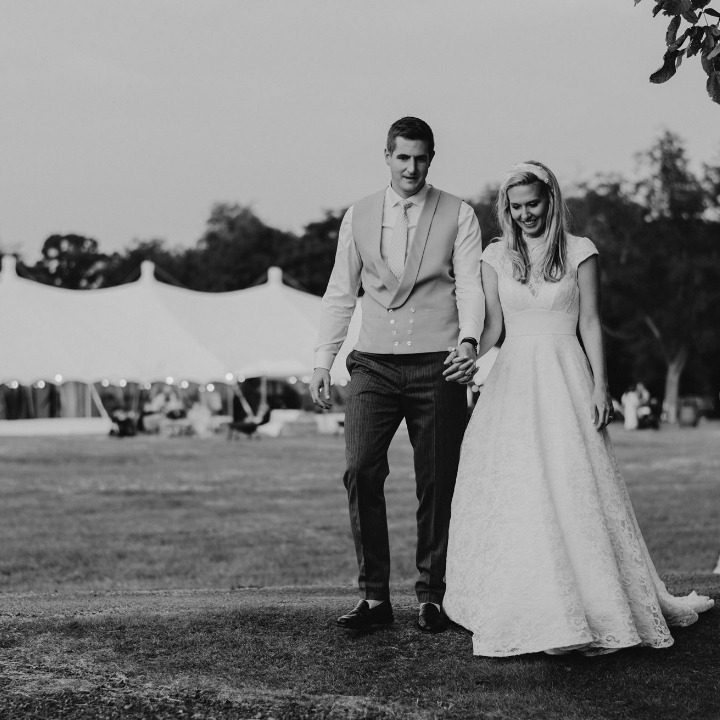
[310,117,484,632]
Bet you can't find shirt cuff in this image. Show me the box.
[458,329,479,347]
[314,351,336,371]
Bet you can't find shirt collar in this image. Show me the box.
[386,182,431,208]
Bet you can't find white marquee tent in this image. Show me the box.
[0,258,358,386]
[0,258,361,433]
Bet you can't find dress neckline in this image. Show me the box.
[522,232,547,248]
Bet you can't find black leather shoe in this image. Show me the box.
[336,600,394,629]
[417,603,447,633]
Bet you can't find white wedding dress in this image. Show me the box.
[443,235,713,657]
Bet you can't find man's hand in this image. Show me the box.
[310,368,332,409]
[442,343,478,384]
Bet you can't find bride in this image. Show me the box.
[442,161,713,657]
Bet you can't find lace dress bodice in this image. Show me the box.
[481,234,598,318]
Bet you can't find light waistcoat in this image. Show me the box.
[352,187,462,355]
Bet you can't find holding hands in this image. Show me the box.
[443,341,478,385]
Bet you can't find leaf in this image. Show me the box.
[692,0,711,8]
[681,7,699,22]
[666,15,682,45]
[704,8,720,17]
[706,71,720,103]
[661,0,692,15]
[687,26,705,55]
[708,41,720,59]
[701,49,715,73]
[650,52,679,83]
[653,1,668,16]
[676,48,687,67]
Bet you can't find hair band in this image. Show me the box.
[507,163,551,185]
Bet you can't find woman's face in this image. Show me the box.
[507,182,549,238]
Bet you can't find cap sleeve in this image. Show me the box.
[572,236,599,267]
[481,241,503,273]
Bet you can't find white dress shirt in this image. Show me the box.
[314,183,484,370]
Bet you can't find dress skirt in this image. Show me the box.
[443,327,713,657]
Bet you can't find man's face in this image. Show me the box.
[384,137,432,199]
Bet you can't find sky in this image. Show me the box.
[1,0,718,260]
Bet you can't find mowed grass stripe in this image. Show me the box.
[1,583,719,720]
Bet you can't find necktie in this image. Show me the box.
[387,200,413,281]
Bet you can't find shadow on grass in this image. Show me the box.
[2,584,719,720]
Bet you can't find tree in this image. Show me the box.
[572,132,720,421]
[636,0,720,105]
[468,186,501,250]
[193,203,296,292]
[282,210,346,296]
[30,234,108,289]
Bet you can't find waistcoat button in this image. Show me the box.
[407,341,412,346]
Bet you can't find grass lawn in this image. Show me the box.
[0,423,719,718]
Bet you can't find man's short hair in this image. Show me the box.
[386,117,435,158]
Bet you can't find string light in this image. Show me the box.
[206,383,215,392]
[101,379,110,387]
[54,374,62,383]
[37,380,45,389]
[10,380,19,389]
[180,380,189,389]
[225,373,234,381]
[119,379,127,388]
[165,376,174,385]
[288,376,297,385]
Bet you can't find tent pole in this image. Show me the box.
[58,383,68,418]
[233,384,253,418]
[26,385,36,419]
[90,383,110,419]
[260,377,268,410]
[86,383,92,417]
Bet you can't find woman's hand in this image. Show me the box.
[443,345,477,385]
[591,387,614,431]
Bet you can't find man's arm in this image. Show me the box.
[443,202,484,383]
[310,207,362,408]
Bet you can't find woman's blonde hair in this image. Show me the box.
[495,161,569,284]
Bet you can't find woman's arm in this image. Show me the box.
[577,255,613,431]
[444,261,503,382]
[477,262,503,358]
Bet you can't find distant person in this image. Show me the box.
[310,117,484,633]
[622,385,641,430]
[163,387,185,420]
[443,161,713,656]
